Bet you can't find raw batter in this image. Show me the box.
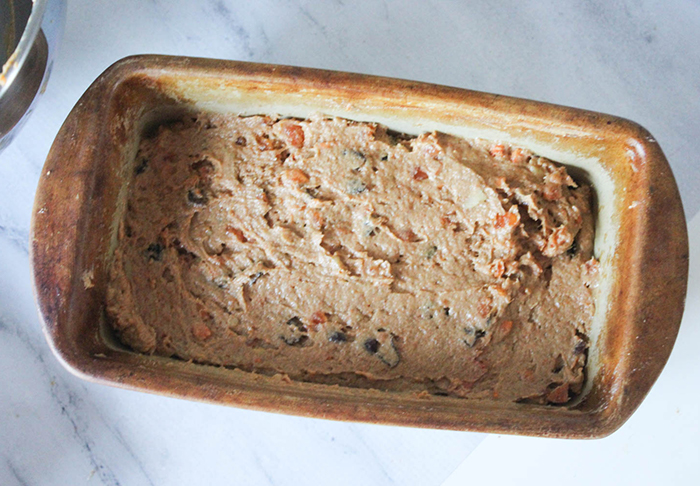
[106,113,598,403]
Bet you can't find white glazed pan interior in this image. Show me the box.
[108,76,619,407]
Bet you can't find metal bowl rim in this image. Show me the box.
[0,0,49,98]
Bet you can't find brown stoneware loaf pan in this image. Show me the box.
[31,55,688,438]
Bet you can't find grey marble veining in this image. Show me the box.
[1,1,698,485]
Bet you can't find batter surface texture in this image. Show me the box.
[106,113,598,403]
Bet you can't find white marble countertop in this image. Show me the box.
[1,1,698,485]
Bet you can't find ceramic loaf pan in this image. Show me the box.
[31,55,688,438]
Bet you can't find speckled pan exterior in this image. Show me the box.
[30,55,688,438]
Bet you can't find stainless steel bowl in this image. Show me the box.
[0,0,65,152]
